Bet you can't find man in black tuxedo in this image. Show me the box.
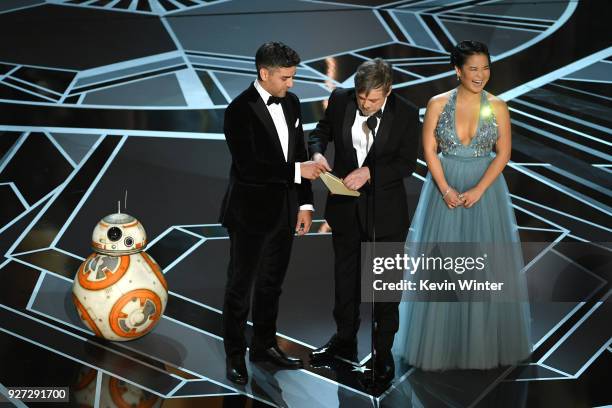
[219,42,325,385]
[308,58,419,388]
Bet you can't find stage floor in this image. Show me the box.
[0,0,610,407]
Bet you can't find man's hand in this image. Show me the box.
[343,167,370,191]
[312,152,332,172]
[300,161,326,180]
[295,210,313,236]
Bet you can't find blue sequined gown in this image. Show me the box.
[393,89,532,370]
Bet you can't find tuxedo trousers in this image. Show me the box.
[332,206,405,358]
[222,205,294,357]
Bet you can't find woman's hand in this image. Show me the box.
[443,188,463,209]
[459,187,484,208]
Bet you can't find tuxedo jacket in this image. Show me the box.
[219,83,313,232]
[308,88,419,238]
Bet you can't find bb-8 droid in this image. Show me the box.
[72,212,168,341]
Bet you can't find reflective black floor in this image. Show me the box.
[0,0,610,407]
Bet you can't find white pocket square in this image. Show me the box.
[294,118,300,128]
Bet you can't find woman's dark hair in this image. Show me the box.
[450,40,491,67]
[255,42,300,78]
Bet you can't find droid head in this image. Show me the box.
[92,213,147,255]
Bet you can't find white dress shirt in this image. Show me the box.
[351,98,387,167]
[254,80,313,211]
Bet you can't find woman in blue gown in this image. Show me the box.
[394,41,531,370]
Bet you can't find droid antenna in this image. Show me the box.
[124,190,128,211]
[118,200,121,214]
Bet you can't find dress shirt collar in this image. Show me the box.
[254,80,274,105]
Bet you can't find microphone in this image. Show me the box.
[364,110,381,387]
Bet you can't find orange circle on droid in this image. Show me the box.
[109,377,157,408]
[78,253,130,291]
[109,289,162,338]
[73,367,97,391]
[72,293,103,337]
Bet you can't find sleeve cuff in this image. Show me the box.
[294,162,302,184]
[299,204,315,211]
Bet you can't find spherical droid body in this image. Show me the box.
[72,213,168,341]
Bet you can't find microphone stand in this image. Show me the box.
[365,114,378,390]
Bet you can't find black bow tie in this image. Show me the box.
[267,96,283,106]
[358,109,383,118]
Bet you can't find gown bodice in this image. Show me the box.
[435,88,498,158]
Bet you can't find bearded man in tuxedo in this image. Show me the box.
[219,42,326,385]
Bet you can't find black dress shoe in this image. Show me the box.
[374,357,395,389]
[361,355,395,393]
[226,355,248,385]
[249,345,304,369]
[309,335,357,363]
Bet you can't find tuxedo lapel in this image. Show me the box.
[281,98,296,161]
[342,92,358,168]
[248,85,285,161]
[371,93,394,156]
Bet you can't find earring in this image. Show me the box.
[457,75,460,81]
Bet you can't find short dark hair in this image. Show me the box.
[354,58,393,94]
[451,40,491,67]
[255,42,300,79]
